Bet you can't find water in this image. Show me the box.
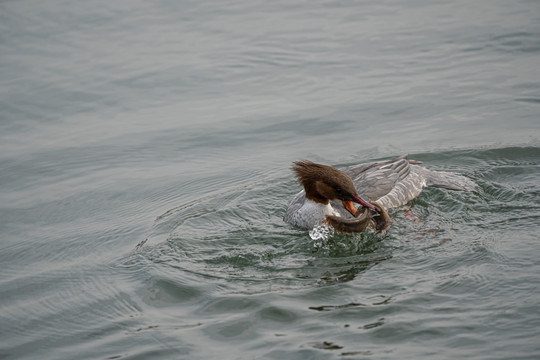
[1,0,540,359]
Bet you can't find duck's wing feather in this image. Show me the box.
[342,155,412,201]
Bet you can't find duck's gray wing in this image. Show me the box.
[342,155,413,203]
[343,154,477,209]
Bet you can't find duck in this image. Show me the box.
[285,154,477,229]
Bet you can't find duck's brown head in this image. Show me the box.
[291,161,376,216]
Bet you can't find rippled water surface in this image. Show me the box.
[1,0,540,359]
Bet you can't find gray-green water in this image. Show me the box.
[1,0,540,359]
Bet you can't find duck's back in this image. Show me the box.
[342,154,477,209]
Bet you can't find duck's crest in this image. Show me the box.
[291,161,328,186]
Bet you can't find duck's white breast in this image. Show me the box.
[286,199,337,229]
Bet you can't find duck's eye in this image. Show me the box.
[335,187,343,195]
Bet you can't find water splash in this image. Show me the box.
[309,223,335,246]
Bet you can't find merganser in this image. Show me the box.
[285,154,477,229]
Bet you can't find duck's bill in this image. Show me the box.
[343,196,377,217]
[342,200,358,217]
[352,195,377,212]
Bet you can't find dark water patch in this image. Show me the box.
[309,302,367,312]
[308,341,343,350]
[516,97,540,104]
[361,318,386,330]
[490,31,540,53]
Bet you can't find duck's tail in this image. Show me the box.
[421,167,478,192]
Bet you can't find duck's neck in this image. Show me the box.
[303,181,329,205]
